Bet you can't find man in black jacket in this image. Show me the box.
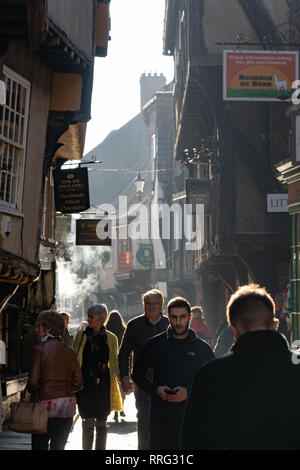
[118,289,169,450]
[182,283,300,450]
[132,296,215,450]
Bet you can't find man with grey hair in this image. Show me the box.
[74,304,123,450]
[119,289,169,449]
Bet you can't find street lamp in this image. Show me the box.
[134,172,145,199]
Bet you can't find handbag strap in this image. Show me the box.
[20,385,27,400]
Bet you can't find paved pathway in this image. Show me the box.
[66,392,138,450]
[0,392,138,451]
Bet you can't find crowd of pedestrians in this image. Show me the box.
[2,282,299,450]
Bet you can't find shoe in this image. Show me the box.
[120,411,125,417]
[113,411,119,422]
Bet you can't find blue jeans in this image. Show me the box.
[134,385,150,450]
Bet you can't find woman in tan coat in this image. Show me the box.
[28,311,83,450]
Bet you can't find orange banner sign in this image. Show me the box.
[223,50,298,101]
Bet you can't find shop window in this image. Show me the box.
[0,66,30,212]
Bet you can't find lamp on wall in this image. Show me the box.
[134,173,145,198]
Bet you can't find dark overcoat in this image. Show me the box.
[182,330,300,450]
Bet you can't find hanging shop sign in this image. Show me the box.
[76,218,111,246]
[267,194,288,213]
[136,243,154,267]
[223,50,298,101]
[117,251,132,272]
[53,167,90,213]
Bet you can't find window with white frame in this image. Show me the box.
[0,66,30,212]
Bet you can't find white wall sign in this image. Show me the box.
[267,194,288,212]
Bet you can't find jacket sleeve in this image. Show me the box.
[71,350,83,392]
[73,331,82,358]
[109,333,121,381]
[27,347,41,395]
[118,322,134,378]
[131,342,155,396]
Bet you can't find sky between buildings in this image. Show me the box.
[83,0,174,155]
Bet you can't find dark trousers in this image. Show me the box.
[149,413,182,450]
[31,417,73,450]
[134,385,150,450]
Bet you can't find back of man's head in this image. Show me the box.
[226,284,275,333]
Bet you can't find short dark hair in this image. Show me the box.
[167,297,191,315]
[36,311,65,337]
[226,284,275,329]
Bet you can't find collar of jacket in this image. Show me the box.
[40,333,62,343]
[232,329,289,352]
[85,325,106,337]
[144,314,165,326]
[166,326,197,343]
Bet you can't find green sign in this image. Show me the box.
[136,244,154,267]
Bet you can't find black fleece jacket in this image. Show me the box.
[118,314,170,378]
[132,327,215,418]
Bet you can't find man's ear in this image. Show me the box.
[230,324,240,340]
[272,318,279,331]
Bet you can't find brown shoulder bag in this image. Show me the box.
[9,388,49,435]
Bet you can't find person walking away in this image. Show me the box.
[182,283,300,450]
[118,289,169,450]
[213,322,234,357]
[106,310,126,346]
[132,297,215,450]
[27,311,83,450]
[191,306,213,346]
[106,310,127,422]
[59,311,74,346]
[73,304,123,450]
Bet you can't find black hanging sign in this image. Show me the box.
[53,167,90,213]
[76,219,111,246]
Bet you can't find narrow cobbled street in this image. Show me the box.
[0,393,137,451]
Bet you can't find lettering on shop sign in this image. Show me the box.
[53,167,90,213]
[76,219,111,246]
[267,194,288,213]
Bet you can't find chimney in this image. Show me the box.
[140,73,167,109]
